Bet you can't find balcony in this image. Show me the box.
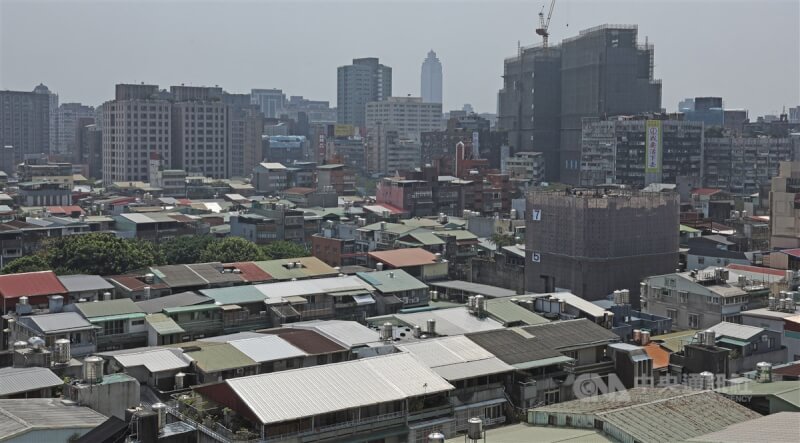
[264,411,406,442]
[408,404,453,423]
[562,359,615,376]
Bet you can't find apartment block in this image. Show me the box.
[770,161,800,249]
[102,84,172,185]
[170,86,227,178]
[580,115,703,187]
[366,96,442,142]
[337,57,392,127]
[705,136,799,195]
[0,88,51,174]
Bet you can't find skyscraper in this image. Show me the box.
[420,50,442,104]
[33,83,58,154]
[0,86,51,174]
[54,102,95,158]
[337,57,392,127]
[225,93,265,179]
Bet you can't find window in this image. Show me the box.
[688,314,700,329]
[131,319,145,326]
[679,292,688,304]
[667,309,677,323]
[545,390,560,405]
[698,257,705,264]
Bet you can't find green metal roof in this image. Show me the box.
[76,298,144,318]
[718,337,750,347]
[184,343,257,373]
[404,231,446,246]
[716,381,800,408]
[253,257,337,281]
[146,313,185,335]
[88,312,147,323]
[434,229,478,241]
[485,298,549,326]
[200,285,265,305]
[680,224,701,233]
[357,269,427,294]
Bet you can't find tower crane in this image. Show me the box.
[536,0,557,48]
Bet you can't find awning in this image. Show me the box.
[352,294,376,306]
[513,355,574,370]
[718,337,750,347]
[453,397,507,411]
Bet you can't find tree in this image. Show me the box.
[261,241,310,260]
[199,237,267,263]
[161,235,216,265]
[1,254,50,274]
[44,233,165,275]
[490,233,517,248]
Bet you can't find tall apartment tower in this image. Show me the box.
[497,46,562,181]
[526,189,679,302]
[170,86,227,179]
[225,93,265,179]
[560,25,662,183]
[769,161,800,249]
[102,84,172,185]
[420,50,443,104]
[54,103,95,158]
[337,57,392,127]
[32,83,58,154]
[0,87,52,174]
[250,89,286,119]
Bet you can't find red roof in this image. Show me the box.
[226,262,273,283]
[780,248,800,259]
[726,264,787,277]
[46,205,85,216]
[0,271,67,299]
[369,248,439,268]
[692,188,723,196]
[643,343,670,369]
[773,362,800,377]
[176,199,192,206]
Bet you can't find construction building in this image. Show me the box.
[526,189,679,302]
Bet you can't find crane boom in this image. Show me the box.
[535,0,557,48]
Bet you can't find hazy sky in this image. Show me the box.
[1,0,798,116]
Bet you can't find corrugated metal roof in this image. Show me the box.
[289,320,380,348]
[254,275,374,300]
[485,298,549,326]
[357,270,427,294]
[708,321,765,340]
[145,314,185,335]
[396,336,514,381]
[75,298,144,318]
[0,271,67,299]
[259,328,346,355]
[686,412,800,443]
[21,312,93,333]
[0,367,64,396]
[200,285,265,305]
[183,343,257,373]
[384,307,505,336]
[226,353,454,425]
[114,348,191,373]
[57,275,114,293]
[369,248,438,268]
[228,335,307,363]
[0,399,107,438]
[135,291,213,314]
[253,257,338,281]
[88,312,147,323]
[428,280,517,298]
[227,262,273,283]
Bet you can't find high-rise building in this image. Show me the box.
[337,57,392,127]
[0,87,51,174]
[366,126,419,175]
[560,25,662,184]
[769,161,800,249]
[170,86,227,178]
[74,118,102,179]
[54,102,95,158]
[420,50,442,104]
[526,189,679,302]
[225,93,265,179]
[102,84,172,185]
[284,96,337,124]
[497,46,562,182]
[32,83,58,154]
[365,97,442,142]
[499,25,662,184]
[580,115,703,187]
[250,89,286,119]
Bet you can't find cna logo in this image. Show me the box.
[568,373,629,400]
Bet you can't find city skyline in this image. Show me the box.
[1,0,797,116]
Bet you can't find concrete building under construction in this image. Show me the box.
[498,24,662,184]
[525,188,679,302]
